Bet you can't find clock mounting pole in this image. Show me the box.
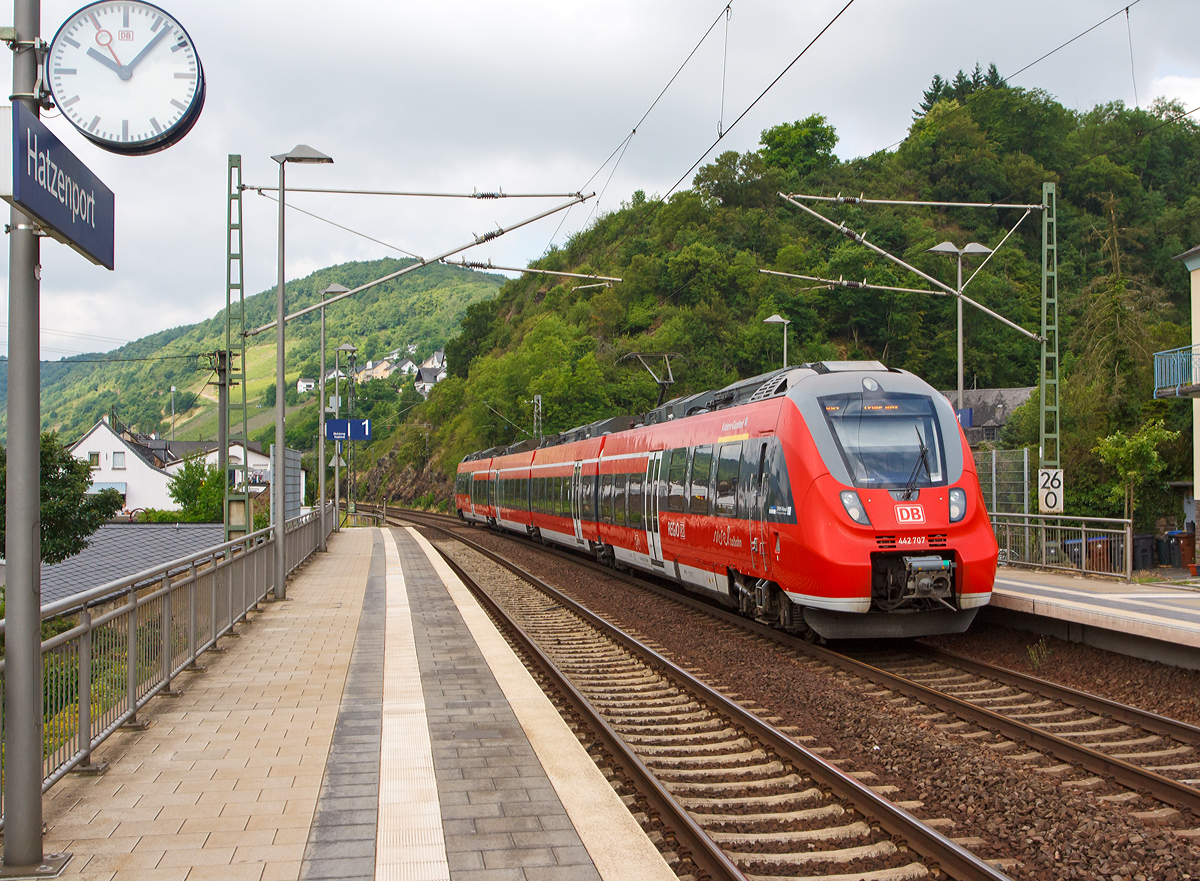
[2,0,71,872]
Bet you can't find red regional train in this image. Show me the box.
[455,361,997,639]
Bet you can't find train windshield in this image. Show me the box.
[819,393,947,489]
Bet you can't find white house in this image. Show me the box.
[70,416,174,512]
[297,377,316,394]
[164,441,271,485]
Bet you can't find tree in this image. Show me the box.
[1092,419,1179,523]
[0,432,123,565]
[759,115,838,178]
[142,454,224,522]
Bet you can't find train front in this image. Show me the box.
[777,366,997,639]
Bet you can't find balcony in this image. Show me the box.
[1154,345,1200,398]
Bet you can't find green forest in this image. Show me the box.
[395,72,1200,531]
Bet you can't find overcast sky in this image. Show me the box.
[1,0,1196,359]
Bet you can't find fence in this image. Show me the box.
[1153,344,1200,397]
[974,448,1029,515]
[0,503,334,830]
[991,512,1133,580]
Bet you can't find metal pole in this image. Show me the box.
[216,351,227,516]
[4,0,45,864]
[782,321,788,369]
[171,386,176,441]
[334,350,340,533]
[318,304,326,552]
[957,252,964,411]
[274,159,287,600]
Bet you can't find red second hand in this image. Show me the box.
[89,13,124,67]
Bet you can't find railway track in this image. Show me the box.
[373,505,1200,828]
[374,506,1012,880]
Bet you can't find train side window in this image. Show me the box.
[628,473,644,527]
[600,475,614,523]
[613,474,627,527]
[564,476,573,513]
[715,444,740,516]
[689,445,713,515]
[582,474,595,521]
[549,477,559,515]
[667,448,688,513]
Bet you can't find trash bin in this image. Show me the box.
[1167,531,1185,568]
[1133,534,1155,571]
[1156,536,1171,567]
[1184,533,1196,567]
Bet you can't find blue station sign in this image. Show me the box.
[326,419,372,441]
[4,104,115,269]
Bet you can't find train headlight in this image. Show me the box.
[840,490,871,525]
[948,488,967,523]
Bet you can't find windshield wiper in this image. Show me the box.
[902,426,930,501]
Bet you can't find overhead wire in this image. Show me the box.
[664,0,857,199]
[717,2,732,137]
[545,1,738,251]
[1125,5,1140,109]
[880,0,1145,153]
[253,188,423,260]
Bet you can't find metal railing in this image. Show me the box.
[991,512,1133,580]
[0,503,334,829]
[1153,344,1200,398]
[974,448,1029,515]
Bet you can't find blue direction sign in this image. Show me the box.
[5,104,115,269]
[325,419,372,441]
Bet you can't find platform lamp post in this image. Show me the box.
[318,283,349,552]
[926,241,993,411]
[334,342,356,532]
[764,314,790,368]
[272,145,333,601]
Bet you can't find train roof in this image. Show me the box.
[459,360,895,465]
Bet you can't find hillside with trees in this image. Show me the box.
[382,74,1199,531]
[2,258,503,446]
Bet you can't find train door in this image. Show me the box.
[646,451,665,567]
[750,441,770,574]
[489,470,498,522]
[571,463,584,545]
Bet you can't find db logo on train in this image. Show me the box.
[895,505,926,524]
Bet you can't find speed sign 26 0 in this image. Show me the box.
[1039,468,1064,515]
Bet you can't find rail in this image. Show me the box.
[0,503,335,829]
[398,507,1012,881]
[990,512,1132,580]
[1153,344,1200,398]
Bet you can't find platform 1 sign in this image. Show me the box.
[1038,468,1064,514]
[0,104,115,269]
[325,419,372,441]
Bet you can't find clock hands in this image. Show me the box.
[84,26,170,81]
[124,27,170,75]
[86,46,128,79]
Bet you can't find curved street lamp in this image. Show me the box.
[926,241,993,410]
[764,314,791,368]
[272,145,332,600]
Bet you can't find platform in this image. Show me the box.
[985,566,1200,669]
[38,526,675,881]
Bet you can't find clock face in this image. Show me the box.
[47,2,205,155]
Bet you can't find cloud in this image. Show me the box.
[0,0,1194,360]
